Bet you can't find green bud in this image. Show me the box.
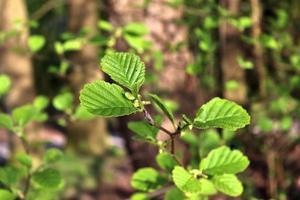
[133,100,140,108]
[124,92,135,100]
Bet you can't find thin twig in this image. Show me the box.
[19,136,31,199]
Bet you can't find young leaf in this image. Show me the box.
[63,39,82,51]
[0,189,14,200]
[80,80,138,117]
[193,97,250,131]
[0,114,13,131]
[172,166,201,195]
[16,153,32,168]
[130,193,150,200]
[100,52,145,92]
[53,92,73,111]
[33,96,49,111]
[74,105,95,120]
[131,167,166,192]
[97,20,114,32]
[212,174,243,197]
[128,121,158,142]
[28,35,46,52]
[156,152,177,172]
[198,179,217,195]
[164,188,185,200]
[12,105,37,127]
[32,168,62,189]
[149,94,175,125]
[0,74,11,96]
[199,146,249,175]
[44,148,63,164]
[0,166,26,186]
[124,22,149,36]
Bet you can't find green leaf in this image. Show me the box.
[193,97,250,131]
[237,56,253,69]
[16,153,32,168]
[0,114,13,131]
[0,74,11,96]
[74,105,95,120]
[33,96,49,111]
[198,179,217,195]
[100,52,145,92]
[172,166,201,195]
[212,174,243,197]
[0,166,26,186]
[164,188,185,200]
[32,168,62,189]
[28,35,46,52]
[156,152,177,172]
[26,188,59,200]
[12,105,37,127]
[130,193,150,200]
[54,42,64,55]
[128,121,158,142]
[124,34,150,53]
[124,23,149,36]
[131,167,166,192]
[149,94,175,125]
[80,80,138,117]
[44,148,63,164]
[53,92,73,111]
[97,20,114,32]
[63,39,82,51]
[0,189,14,200]
[198,129,221,158]
[199,146,249,175]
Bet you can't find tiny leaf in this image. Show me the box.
[12,105,37,127]
[0,114,13,131]
[44,148,63,164]
[53,92,73,111]
[16,153,32,168]
[32,168,62,189]
[0,74,11,96]
[33,96,49,111]
[28,35,46,52]
[124,23,149,36]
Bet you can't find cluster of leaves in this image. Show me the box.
[80,52,251,199]
[0,75,64,200]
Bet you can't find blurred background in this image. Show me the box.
[0,0,300,199]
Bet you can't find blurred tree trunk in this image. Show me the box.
[219,0,247,104]
[145,0,204,113]
[67,0,107,155]
[250,0,266,98]
[0,0,35,154]
[0,0,34,108]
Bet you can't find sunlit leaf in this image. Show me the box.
[194,97,250,131]
[80,80,138,117]
[199,146,249,175]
